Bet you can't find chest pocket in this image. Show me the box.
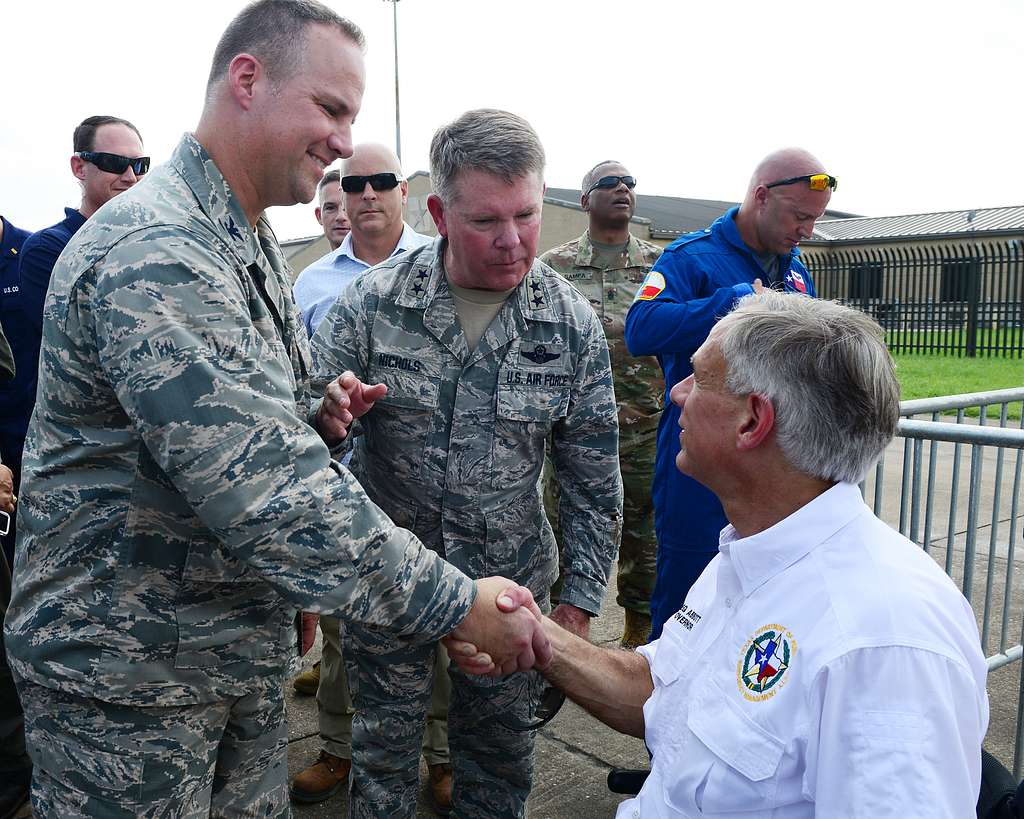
[664,678,787,816]
[493,358,570,491]
[363,352,441,483]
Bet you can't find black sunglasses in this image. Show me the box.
[586,175,636,195]
[77,151,150,176]
[341,173,401,193]
[765,173,838,192]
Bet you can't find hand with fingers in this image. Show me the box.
[443,577,550,677]
[315,370,388,446]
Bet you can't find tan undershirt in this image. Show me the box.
[447,279,516,351]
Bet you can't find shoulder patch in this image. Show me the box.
[634,270,666,302]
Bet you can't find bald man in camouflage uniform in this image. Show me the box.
[312,109,622,818]
[540,160,663,648]
[3,6,548,816]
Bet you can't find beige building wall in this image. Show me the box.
[800,234,1024,306]
[283,235,333,281]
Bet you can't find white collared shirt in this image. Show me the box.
[619,482,988,818]
[293,223,431,337]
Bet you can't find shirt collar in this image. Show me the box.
[720,482,866,596]
[716,205,801,264]
[395,237,557,321]
[64,207,87,231]
[333,222,420,268]
[170,133,260,265]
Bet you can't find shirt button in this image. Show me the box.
[633,811,640,818]
[725,597,733,608]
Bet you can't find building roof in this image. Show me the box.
[806,205,1024,244]
[544,186,856,240]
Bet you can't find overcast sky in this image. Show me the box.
[4,0,1022,242]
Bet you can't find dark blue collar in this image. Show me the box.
[714,205,801,264]
[63,208,88,232]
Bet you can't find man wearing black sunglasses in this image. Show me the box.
[7,114,145,586]
[541,161,663,650]
[624,147,832,647]
[293,142,430,337]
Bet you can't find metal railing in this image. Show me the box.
[800,241,1024,358]
[862,387,1024,774]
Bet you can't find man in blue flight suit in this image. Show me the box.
[0,215,32,571]
[624,147,835,639]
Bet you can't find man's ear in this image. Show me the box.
[737,393,775,451]
[70,155,87,182]
[314,206,324,226]
[426,194,448,238]
[227,53,262,111]
[400,179,409,206]
[580,192,590,212]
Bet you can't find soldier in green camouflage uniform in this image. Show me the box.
[3,7,549,817]
[311,110,622,818]
[540,161,663,647]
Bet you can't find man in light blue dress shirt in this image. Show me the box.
[293,143,431,337]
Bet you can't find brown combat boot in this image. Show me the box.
[291,659,321,695]
[289,750,351,804]
[620,609,651,650]
[427,762,453,816]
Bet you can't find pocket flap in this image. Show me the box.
[686,679,785,782]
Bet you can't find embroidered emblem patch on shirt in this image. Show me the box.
[784,268,807,293]
[634,271,665,301]
[737,624,797,702]
[520,343,561,365]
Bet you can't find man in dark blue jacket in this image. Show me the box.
[10,116,145,566]
[624,147,834,638]
[0,215,32,571]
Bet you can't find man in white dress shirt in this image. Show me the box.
[451,291,989,817]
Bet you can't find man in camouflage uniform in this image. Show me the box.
[3,5,548,816]
[311,109,623,818]
[540,161,663,648]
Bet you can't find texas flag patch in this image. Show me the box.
[634,271,666,301]
[784,268,807,293]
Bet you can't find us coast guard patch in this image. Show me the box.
[737,624,796,702]
[634,271,665,301]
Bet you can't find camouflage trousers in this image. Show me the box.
[15,676,289,817]
[546,429,656,613]
[317,614,450,764]
[344,592,551,819]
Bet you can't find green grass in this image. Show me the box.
[893,352,1024,419]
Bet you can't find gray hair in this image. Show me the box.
[206,0,365,97]
[317,168,341,198]
[581,159,622,194]
[429,109,545,204]
[715,291,899,484]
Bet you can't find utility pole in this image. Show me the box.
[383,0,402,161]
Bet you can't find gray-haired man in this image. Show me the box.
[4,4,548,816]
[456,292,989,817]
[311,108,622,817]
